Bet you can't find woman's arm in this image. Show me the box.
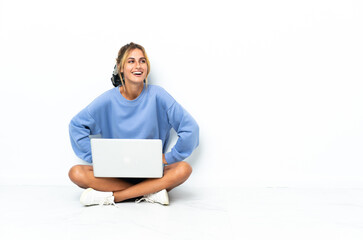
[69,108,101,163]
[164,102,199,165]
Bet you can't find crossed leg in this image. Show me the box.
[68,161,192,202]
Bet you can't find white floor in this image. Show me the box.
[1,185,363,240]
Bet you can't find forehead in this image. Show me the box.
[127,48,145,58]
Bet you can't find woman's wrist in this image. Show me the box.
[162,154,168,165]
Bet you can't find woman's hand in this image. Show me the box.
[162,154,168,165]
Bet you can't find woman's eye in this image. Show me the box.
[128,60,134,63]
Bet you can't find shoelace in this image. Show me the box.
[99,196,119,208]
[135,194,156,204]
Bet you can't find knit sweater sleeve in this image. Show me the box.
[164,102,199,164]
[69,107,102,163]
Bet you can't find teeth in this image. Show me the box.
[133,72,142,75]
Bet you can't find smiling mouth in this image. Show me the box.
[132,71,143,76]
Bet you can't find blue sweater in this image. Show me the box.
[69,85,199,164]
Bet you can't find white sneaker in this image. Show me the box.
[136,189,169,205]
[80,188,117,207]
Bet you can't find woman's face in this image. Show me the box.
[122,48,148,85]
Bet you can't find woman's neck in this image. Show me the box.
[119,82,144,100]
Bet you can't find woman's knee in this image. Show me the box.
[68,165,91,188]
[175,161,193,180]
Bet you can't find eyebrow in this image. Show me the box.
[127,57,146,60]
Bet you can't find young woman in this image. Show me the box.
[68,42,199,206]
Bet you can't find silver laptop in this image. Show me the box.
[90,138,163,178]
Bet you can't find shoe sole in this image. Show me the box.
[161,189,170,205]
[80,188,94,206]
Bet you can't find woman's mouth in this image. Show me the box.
[132,71,143,76]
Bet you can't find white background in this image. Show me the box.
[0,0,362,188]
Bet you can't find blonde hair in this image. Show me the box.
[116,42,150,89]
